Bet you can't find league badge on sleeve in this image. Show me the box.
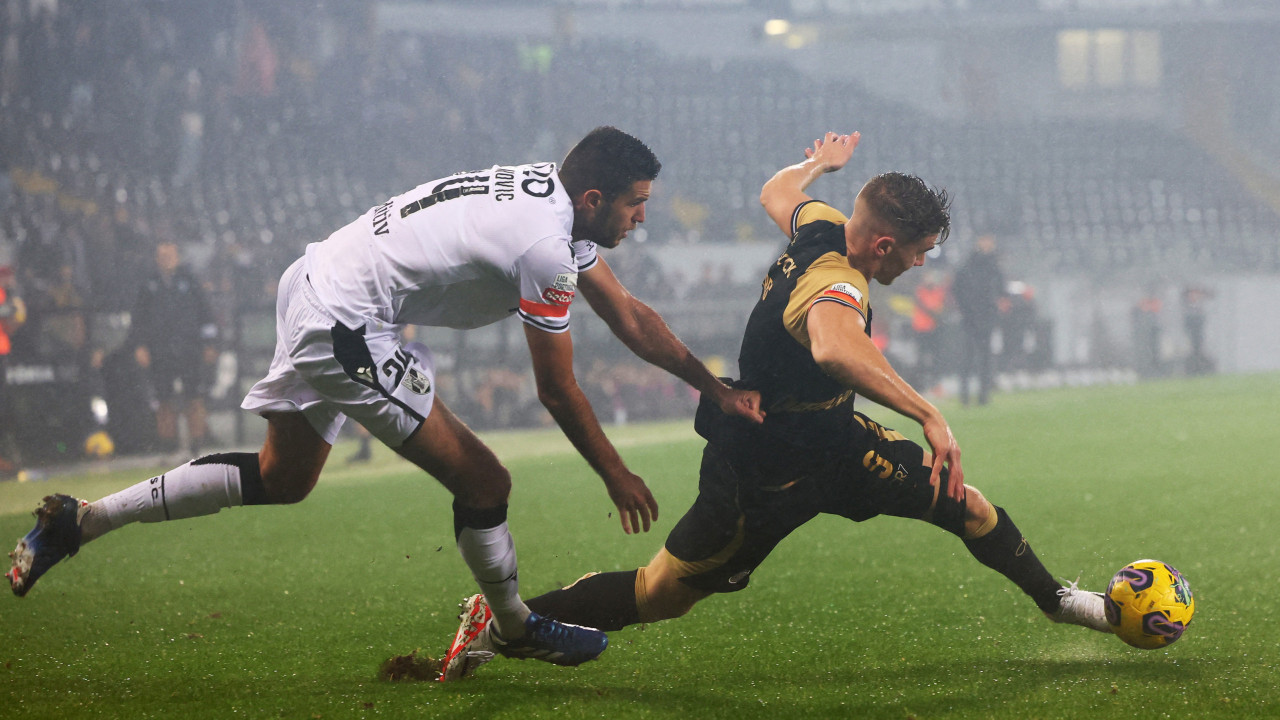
[820,282,864,310]
[542,272,578,307]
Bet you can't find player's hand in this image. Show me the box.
[804,131,860,173]
[603,470,659,535]
[718,387,765,425]
[922,414,964,502]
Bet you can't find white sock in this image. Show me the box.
[455,522,531,638]
[81,458,247,543]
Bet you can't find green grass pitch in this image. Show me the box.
[2,373,1277,719]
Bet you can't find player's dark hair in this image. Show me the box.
[860,172,951,246]
[559,126,661,202]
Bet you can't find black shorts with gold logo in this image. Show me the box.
[665,410,947,594]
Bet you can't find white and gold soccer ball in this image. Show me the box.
[1104,559,1195,649]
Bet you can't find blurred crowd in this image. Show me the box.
[0,0,725,472]
[0,1,1246,472]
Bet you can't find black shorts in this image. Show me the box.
[150,357,209,400]
[664,412,945,594]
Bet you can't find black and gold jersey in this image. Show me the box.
[737,200,871,450]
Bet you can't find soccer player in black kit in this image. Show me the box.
[439,131,1111,680]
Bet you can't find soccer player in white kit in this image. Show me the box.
[8,127,765,668]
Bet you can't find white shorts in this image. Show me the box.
[241,258,436,447]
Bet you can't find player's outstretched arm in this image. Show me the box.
[807,300,965,500]
[523,323,658,534]
[760,131,860,236]
[578,259,764,424]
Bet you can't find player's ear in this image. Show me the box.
[574,188,604,212]
[873,235,895,257]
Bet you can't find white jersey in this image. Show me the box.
[303,162,599,333]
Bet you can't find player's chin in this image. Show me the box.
[879,268,908,285]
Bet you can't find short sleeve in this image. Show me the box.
[781,252,870,347]
[791,200,849,236]
[515,237,579,333]
[571,239,599,273]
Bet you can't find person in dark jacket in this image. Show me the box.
[130,241,218,453]
[951,234,1004,405]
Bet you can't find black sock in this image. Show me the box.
[452,499,508,539]
[192,452,267,505]
[963,506,1062,613]
[525,570,641,631]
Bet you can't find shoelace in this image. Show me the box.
[1055,575,1084,597]
[527,616,575,646]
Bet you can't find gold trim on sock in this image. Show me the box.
[967,502,999,539]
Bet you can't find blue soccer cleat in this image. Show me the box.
[7,494,87,597]
[490,612,608,667]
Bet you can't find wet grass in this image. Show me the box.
[2,372,1277,719]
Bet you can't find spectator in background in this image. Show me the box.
[130,241,218,454]
[951,234,1004,406]
[0,265,26,474]
[1132,286,1163,378]
[0,265,24,359]
[1182,285,1215,376]
[36,263,87,358]
[999,280,1038,373]
[910,269,948,393]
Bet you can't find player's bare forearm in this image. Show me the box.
[583,262,735,401]
[760,132,860,235]
[808,302,934,424]
[613,298,712,388]
[598,295,765,422]
[818,344,965,498]
[808,301,964,496]
[537,384,659,534]
[524,323,659,532]
[820,340,938,428]
[537,377,628,478]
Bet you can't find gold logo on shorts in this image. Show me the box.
[862,450,894,480]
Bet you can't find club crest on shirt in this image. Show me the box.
[402,367,432,395]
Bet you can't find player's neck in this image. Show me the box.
[843,222,880,280]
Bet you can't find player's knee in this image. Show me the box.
[647,594,698,622]
[639,585,699,622]
[961,486,997,539]
[636,564,704,622]
[259,462,320,504]
[452,466,511,508]
[257,450,321,504]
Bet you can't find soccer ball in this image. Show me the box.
[1104,560,1195,649]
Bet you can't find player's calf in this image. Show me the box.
[85,453,269,540]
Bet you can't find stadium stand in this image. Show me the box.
[2,1,1278,467]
